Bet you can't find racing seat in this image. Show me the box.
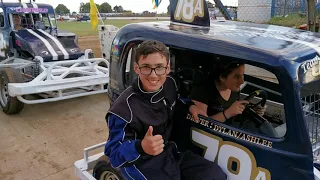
[274,123,286,137]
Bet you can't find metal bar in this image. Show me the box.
[16,88,108,104]
[307,0,316,32]
[243,81,282,96]
[0,63,32,68]
[45,58,107,80]
[212,0,232,20]
[9,75,108,96]
[271,0,276,17]
[0,56,15,64]
[316,94,319,146]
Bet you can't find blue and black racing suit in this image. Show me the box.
[104,76,226,180]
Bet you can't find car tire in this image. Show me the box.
[93,156,125,180]
[0,68,24,114]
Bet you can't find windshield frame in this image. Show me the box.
[8,12,57,31]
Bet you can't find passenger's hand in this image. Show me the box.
[141,126,164,156]
[254,105,267,116]
[189,105,208,122]
[225,100,249,118]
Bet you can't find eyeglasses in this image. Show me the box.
[137,64,168,75]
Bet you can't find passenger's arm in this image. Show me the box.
[104,114,144,168]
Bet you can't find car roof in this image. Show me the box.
[116,20,320,86]
[125,20,320,64]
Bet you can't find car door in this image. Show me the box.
[174,63,314,180]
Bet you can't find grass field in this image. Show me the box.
[57,19,165,37]
[267,13,307,28]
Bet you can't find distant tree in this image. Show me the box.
[79,2,101,13]
[143,10,150,14]
[55,4,70,15]
[79,2,89,13]
[113,5,119,12]
[118,6,124,12]
[113,5,124,13]
[100,2,112,13]
[167,5,170,14]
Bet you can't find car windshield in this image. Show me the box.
[9,13,56,30]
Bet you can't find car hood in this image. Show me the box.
[14,29,83,62]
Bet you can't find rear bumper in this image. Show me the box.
[74,142,106,180]
[9,74,108,96]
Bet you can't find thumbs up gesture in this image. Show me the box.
[141,126,164,156]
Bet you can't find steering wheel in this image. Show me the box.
[244,90,267,109]
[235,90,267,124]
[233,90,279,137]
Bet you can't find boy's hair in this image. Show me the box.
[135,40,170,63]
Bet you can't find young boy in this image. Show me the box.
[104,40,226,180]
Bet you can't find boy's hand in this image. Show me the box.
[141,126,164,156]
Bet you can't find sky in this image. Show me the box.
[5,0,238,14]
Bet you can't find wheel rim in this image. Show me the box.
[99,170,120,180]
[0,76,9,107]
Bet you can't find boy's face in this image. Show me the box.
[134,52,170,92]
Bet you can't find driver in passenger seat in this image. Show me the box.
[190,61,267,124]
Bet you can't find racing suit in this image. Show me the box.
[104,76,226,180]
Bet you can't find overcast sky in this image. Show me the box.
[6,0,238,13]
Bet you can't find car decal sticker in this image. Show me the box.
[37,29,69,60]
[26,29,58,60]
[191,127,271,180]
[186,113,273,148]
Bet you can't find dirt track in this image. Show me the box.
[0,38,109,180]
[78,36,102,58]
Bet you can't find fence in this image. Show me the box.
[211,0,313,28]
[272,0,307,17]
[234,0,307,23]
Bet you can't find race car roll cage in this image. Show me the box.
[0,1,112,105]
[0,50,109,104]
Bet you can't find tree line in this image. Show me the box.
[56,1,215,15]
[55,2,125,15]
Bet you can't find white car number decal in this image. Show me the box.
[191,128,271,180]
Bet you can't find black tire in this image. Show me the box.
[0,68,24,114]
[93,156,124,180]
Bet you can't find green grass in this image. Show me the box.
[57,19,165,37]
[267,13,307,28]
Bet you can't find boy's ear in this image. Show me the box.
[166,63,171,75]
[134,62,140,75]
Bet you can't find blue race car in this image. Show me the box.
[0,0,109,115]
[74,0,320,179]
